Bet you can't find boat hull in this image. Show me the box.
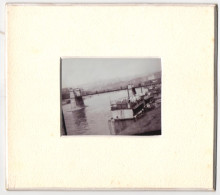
[111,109,134,120]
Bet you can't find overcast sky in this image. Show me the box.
[62,58,161,88]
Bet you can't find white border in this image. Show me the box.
[0,1,218,194]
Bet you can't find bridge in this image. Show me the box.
[62,78,161,98]
[81,81,161,97]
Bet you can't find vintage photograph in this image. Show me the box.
[61,58,161,135]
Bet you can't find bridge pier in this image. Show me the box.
[69,88,84,109]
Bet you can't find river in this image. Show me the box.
[62,87,146,135]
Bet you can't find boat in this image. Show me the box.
[109,84,154,121]
[108,84,161,135]
[108,79,161,135]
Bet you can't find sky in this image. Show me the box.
[62,58,161,88]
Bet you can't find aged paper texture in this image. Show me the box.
[6,4,216,190]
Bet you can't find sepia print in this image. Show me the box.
[61,58,161,136]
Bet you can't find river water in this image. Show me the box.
[62,88,145,135]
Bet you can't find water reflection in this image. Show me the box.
[62,88,148,135]
[71,108,88,131]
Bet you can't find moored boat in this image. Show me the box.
[108,83,161,135]
[110,84,154,121]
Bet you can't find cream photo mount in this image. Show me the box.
[6,4,217,190]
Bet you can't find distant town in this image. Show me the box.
[62,71,161,99]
